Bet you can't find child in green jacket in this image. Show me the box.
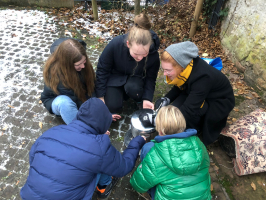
[130,105,211,200]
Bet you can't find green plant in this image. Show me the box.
[203,0,228,22]
[219,7,229,20]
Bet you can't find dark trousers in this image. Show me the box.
[105,77,144,113]
[171,93,208,131]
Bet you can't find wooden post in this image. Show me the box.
[189,0,204,38]
[135,0,141,15]
[91,0,98,20]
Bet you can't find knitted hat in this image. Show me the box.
[165,41,199,68]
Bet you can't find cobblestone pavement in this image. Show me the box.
[0,8,231,200]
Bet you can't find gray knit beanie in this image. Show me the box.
[165,41,199,68]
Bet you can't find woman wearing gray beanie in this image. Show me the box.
[154,41,235,145]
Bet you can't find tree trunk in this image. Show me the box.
[92,0,98,20]
[189,0,204,38]
[135,0,141,15]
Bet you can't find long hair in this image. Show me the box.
[43,39,95,102]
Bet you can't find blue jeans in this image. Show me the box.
[51,95,78,124]
[95,173,112,187]
[140,142,156,200]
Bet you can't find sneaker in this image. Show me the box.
[96,177,119,200]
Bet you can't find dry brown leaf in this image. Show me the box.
[211,184,213,191]
[233,108,239,112]
[8,172,12,176]
[251,182,256,190]
[16,180,20,185]
[245,96,253,100]
[8,105,14,108]
[39,122,43,129]
[214,165,219,171]
[232,118,237,122]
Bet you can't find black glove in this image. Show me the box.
[154,97,170,111]
[139,112,156,127]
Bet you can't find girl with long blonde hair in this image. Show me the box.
[95,13,160,119]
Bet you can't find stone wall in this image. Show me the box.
[0,0,74,8]
[221,0,266,99]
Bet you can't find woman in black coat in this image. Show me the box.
[155,41,235,145]
[95,13,160,116]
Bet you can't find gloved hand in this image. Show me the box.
[154,97,170,111]
[139,112,156,127]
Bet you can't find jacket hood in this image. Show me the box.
[154,129,207,175]
[149,30,160,53]
[74,97,112,135]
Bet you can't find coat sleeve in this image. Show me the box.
[142,53,160,102]
[165,85,182,102]
[95,39,115,98]
[99,136,145,177]
[179,73,212,123]
[130,149,161,193]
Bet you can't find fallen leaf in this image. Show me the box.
[8,172,12,176]
[233,108,239,112]
[39,122,43,129]
[16,180,20,185]
[211,184,213,191]
[245,96,253,100]
[8,105,14,108]
[214,165,219,171]
[251,182,256,190]
[232,118,237,122]
[39,100,42,104]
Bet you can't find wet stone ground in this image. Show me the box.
[0,8,148,200]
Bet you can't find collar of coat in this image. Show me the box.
[153,129,197,143]
[166,60,193,89]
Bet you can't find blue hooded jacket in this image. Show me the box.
[20,98,145,200]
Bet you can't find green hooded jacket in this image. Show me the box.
[130,131,211,200]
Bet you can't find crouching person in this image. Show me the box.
[20,98,146,200]
[130,105,211,200]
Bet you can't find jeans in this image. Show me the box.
[51,95,78,124]
[140,142,156,200]
[95,173,112,187]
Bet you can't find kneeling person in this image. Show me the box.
[21,98,146,200]
[130,105,211,200]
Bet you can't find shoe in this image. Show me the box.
[96,177,119,199]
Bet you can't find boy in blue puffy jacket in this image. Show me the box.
[20,97,146,200]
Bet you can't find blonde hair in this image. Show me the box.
[127,13,152,46]
[155,105,186,135]
[161,51,181,68]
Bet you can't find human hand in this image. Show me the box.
[154,97,170,111]
[105,130,110,135]
[142,100,154,110]
[141,135,146,141]
[112,114,121,121]
[99,97,105,104]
